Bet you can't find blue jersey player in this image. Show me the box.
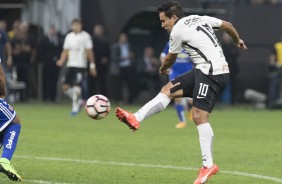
[160,41,193,128]
[0,59,22,181]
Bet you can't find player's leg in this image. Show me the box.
[192,107,218,184]
[116,82,176,130]
[70,68,85,116]
[0,100,22,181]
[62,67,74,100]
[116,70,194,131]
[62,83,72,98]
[71,85,82,115]
[192,70,229,184]
[186,97,193,121]
[168,69,187,128]
[174,97,187,128]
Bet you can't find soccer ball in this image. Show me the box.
[85,95,111,120]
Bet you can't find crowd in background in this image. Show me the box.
[200,0,282,4]
[0,19,281,107]
[0,19,162,105]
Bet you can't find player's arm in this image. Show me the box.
[159,52,177,74]
[56,49,68,67]
[86,48,97,77]
[0,62,7,98]
[5,42,13,67]
[30,46,36,64]
[220,21,247,50]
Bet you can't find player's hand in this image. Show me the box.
[6,57,13,67]
[236,39,247,50]
[56,59,64,67]
[89,68,97,77]
[159,66,170,75]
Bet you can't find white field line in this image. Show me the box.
[0,178,72,184]
[22,179,71,184]
[15,155,282,183]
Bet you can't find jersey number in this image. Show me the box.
[196,24,219,47]
[197,83,209,98]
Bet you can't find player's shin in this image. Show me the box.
[72,86,82,113]
[64,87,73,99]
[134,93,171,122]
[197,123,214,168]
[1,123,21,160]
[175,103,186,122]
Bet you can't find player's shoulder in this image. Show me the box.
[0,97,6,105]
[174,15,203,29]
[80,31,91,37]
[65,32,74,39]
[80,31,92,41]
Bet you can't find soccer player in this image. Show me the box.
[116,1,247,183]
[160,41,193,128]
[57,19,97,116]
[0,60,22,181]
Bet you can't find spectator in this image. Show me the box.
[268,34,282,107]
[221,32,240,105]
[8,20,20,40]
[39,25,63,102]
[10,21,35,102]
[0,20,13,101]
[89,24,111,97]
[0,20,7,32]
[136,46,160,100]
[111,33,135,104]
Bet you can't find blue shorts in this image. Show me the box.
[0,98,16,132]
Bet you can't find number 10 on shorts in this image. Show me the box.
[197,83,209,98]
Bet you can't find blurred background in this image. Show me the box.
[1,0,282,109]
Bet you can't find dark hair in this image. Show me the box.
[157,1,184,19]
[71,19,81,24]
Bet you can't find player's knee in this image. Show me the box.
[62,84,70,92]
[12,115,21,124]
[160,84,172,97]
[192,109,208,125]
[174,98,182,104]
[192,111,201,124]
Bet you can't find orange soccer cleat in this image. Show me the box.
[116,107,140,131]
[175,122,187,129]
[193,164,219,184]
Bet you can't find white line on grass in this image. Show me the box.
[22,179,71,184]
[0,178,72,184]
[15,155,282,183]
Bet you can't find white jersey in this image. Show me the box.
[169,15,229,75]
[63,31,93,68]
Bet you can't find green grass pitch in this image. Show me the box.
[0,102,281,184]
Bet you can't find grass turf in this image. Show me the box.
[0,102,281,184]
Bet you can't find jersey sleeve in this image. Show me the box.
[85,33,93,49]
[202,16,222,30]
[63,34,70,49]
[168,30,183,54]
